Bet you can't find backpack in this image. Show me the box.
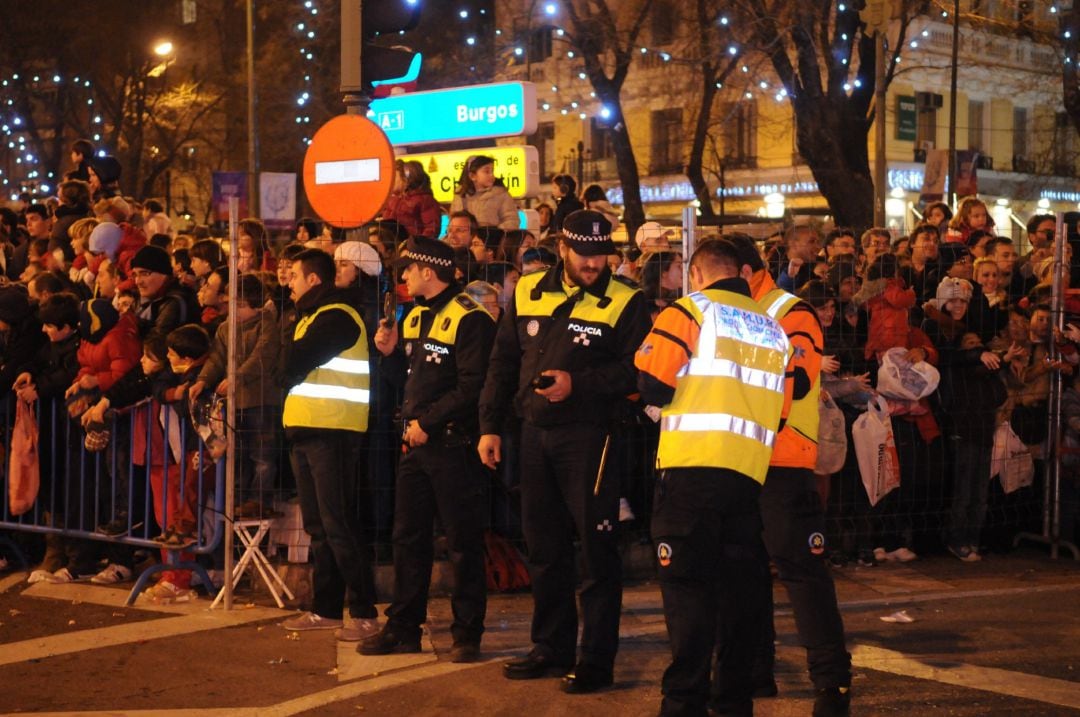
[483,530,531,592]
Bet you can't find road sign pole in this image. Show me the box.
[341,0,368,113]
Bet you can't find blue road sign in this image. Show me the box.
[368,82,537,147]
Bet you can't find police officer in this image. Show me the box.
[728,233,853,717]
[635,238,792,716]
[360,237,496,663]
[478,210,650,693]
[280,249,379,636]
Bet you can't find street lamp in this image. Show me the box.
[153,40,174,57]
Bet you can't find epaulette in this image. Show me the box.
[455,294,478,310]
[611,274,640,289]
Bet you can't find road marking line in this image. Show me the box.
[852,644,1080,709]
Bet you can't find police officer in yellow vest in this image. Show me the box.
[479,210,650,694]
[636,238,792,716]
[728,232,852,717]
[360,237,496,663]
[280,249,380,638]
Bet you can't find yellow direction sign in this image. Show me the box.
[398,146,539,204]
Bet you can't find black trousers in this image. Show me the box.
[519,421,621,669]
[290,430,377,620]
[386,439,487,645]
[653,468,770,717]
[754,466,851,691]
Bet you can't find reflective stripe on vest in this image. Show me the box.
[282,302,370,432]
[657,289,790,484]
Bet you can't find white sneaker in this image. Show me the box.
[335,617,380,642]
[90,564,133,585]
[618,497,636,523]
[281,611,344,631]
[886,547,918,563]
[45,567,88,583]
[27,569,52,584]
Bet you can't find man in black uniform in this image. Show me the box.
[478,210,650,694]
[361,236,496,663]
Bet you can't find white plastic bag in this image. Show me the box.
[851,396,901,507]
[814,393,848,476]
[990,421,1034,494]
[876,347,940,401]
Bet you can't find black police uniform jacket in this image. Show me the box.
[479,262,650,434]
[382,284,497,439]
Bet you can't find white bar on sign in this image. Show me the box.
[314,158,380,185]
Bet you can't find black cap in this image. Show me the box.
[561,209,614,256]
[393,235,456,271]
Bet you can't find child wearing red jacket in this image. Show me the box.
[852,254,917,361]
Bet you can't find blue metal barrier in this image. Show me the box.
[0,396,225,605]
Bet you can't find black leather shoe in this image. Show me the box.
[812,686,851,717]
[358,628,421,656]
[503,652,573,680]
[560,662,614,694]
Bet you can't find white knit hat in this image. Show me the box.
[334,241,382,277]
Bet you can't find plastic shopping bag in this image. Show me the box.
[990,421,1034,494]
[814,393,848,476]
[9,398,40,516]
[876,347,940,401]
[851,396,901,507]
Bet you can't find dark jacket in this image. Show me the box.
[50,203,93,252]
[33,332,81,400]
[479,263,650,433]
[381,284,496,438]
[922,313,1007,445]
[551,193,584,234]
[0,313,46,398]
[136,279,197,342]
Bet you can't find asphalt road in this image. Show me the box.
[2,549,1080,715]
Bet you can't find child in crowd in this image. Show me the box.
[191,274,282,517]
[450,155,519,230]
[946,196,992,245]
[17,294,90,583]
[852,253,916,361]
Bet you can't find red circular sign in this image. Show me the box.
[302,114,394,228]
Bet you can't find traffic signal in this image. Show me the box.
[363,0,422,95]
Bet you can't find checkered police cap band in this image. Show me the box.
[402,249,455,268]
[564,228,612,244]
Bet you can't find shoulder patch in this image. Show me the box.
[409,314,421,328]
[455,294,478,310]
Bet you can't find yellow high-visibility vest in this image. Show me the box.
[657,289,791,484]
[282,303,370,432]
[760,286,821,465]
[402,292,489,344]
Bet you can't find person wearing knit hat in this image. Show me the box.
[334,240,383,280]
[88,222,123,262]
[79,297,121,343]
[130,245,173,277]
[937,242,973,281]
[930,277,973,316]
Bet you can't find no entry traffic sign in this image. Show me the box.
[302,114,394,228]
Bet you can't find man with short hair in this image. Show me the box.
[445,210,477,250]
[478,209,650,694]
[280,249,380,639]
[775,224,822,293]
[902,223,942,320]
[363,236,496,662]
[728,233,853,717]
[823,229,857,262]
[986,237,1029,303]
[635,237,792,716]
[1019,214,1056,282]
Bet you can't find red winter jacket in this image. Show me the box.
[382,188,442,238]
[116,223,147,279]
[75,312,141,392]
